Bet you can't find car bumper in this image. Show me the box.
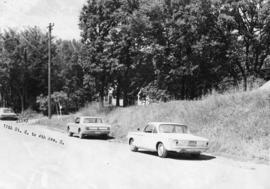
[0,116,18,121]
[169,146,209,153]
[81,130,110,136]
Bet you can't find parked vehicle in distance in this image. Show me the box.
[67,116,111,139]
[0,107,18,121]
[127,122,209,158]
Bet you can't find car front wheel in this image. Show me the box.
[129,138,138,152]
[102,134,108,139]
[157,143,168,158]
[78,129,83,139]
[67,128,73,137]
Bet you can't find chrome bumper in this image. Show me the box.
[81,130,110,136]
[0,116,18,120]
[170,146,208,153]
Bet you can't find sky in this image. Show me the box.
[0,0,86,40]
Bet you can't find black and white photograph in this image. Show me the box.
[0,0,269,188]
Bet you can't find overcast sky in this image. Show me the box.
[0,0,86,40]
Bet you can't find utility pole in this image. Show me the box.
[48,23,54,119]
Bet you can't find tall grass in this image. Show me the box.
[36,90,270,162]
[107,90,270,161]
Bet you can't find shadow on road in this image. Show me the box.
[138,151,216,161]
[75,135,115,141]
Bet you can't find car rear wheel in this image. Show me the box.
[157,143,168,158]
[129,138,138,152]
[78,129,83,139]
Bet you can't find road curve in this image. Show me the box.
[0,121,269,189]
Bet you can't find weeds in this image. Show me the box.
[35,90,270,162]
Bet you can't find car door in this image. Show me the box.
[141,124,156,150]
[132,126,146,148]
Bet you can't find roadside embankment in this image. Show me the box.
[35,90,270,162]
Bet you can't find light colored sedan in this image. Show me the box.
[0,107,18,121]
[127,122,209,158]
[67,116,111,139]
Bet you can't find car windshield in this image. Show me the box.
[2,108,14,113]
[83,118,103,123]
[159,124,188,134]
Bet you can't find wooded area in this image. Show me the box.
[1,0,270,113]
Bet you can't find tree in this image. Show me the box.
[79,0,122,106]
[109,0,155,106]
[0,27,57,112]
[221,0,270,90]
[54,39,86,111]
[36,91,68,115]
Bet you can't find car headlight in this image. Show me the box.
[179,140,189,146]
[197,141,209,147]
[172,139,179,145]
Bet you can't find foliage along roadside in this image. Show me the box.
[1,0,270,113]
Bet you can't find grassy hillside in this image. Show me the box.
[36,90,270,162]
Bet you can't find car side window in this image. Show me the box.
[152,126,158,133]
[75,117,80,124]
[144,125,153,133]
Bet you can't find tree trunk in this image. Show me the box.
[0,92,2,107]
[235,59,247,91]
[56,104,59,115]
[123,89,128,107]
[20,94,24,113]
[99,95,104,107]
[99,86,104,107]
[181,76,186,100]
[243,75,247,91]
[116,81,121,107]
[58,102,62,116]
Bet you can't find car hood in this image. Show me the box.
[160,133,208,141]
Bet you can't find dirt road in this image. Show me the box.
[0,121,269,189]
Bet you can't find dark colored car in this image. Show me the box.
[0,108,18,121]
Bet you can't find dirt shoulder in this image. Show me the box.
[1,121,270,189]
